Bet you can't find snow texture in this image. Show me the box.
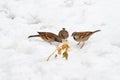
[0,0,120,80]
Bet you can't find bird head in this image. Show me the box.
[62,28,66,30]
[71,32,77,37]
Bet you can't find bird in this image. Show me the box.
[58,28,69,42]
[28,32,62,44]
[71,30,101,48]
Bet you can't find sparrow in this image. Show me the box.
[58,28,69,42]
[28,32,62,44]
[71,30,101,48]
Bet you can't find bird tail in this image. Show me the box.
[28,35,39,38]
[93,30,101,33]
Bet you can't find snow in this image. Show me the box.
[0,0,120,80]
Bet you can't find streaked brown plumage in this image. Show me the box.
[71,30,101,48]
[28,32,62,43]
[58,28,69,42]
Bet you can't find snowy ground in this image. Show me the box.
[0,0,120,80]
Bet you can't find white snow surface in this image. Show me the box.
[0,0,120,80]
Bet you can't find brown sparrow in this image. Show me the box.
[71,30,101,48]
[58,28,69,42]
[28,32,62,44]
